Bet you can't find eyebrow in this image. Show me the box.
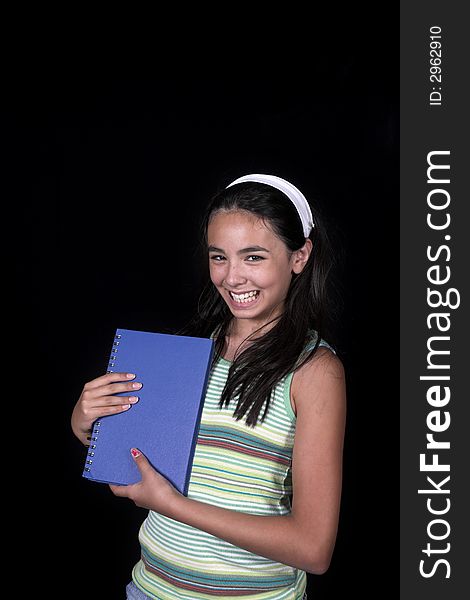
[207,245,271,255]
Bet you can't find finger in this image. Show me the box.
[113,395,141,407]
[83,372,137,391]
[109,483,128,497]
[99,381,143,396]
[84,400,139,421]
[130,448,151,475]
[79,392,140,416]
[81,386,141,408]
[94,394,140,408]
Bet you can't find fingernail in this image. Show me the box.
[132,382,142,389]
[129,396,139,404]
[131,448,141,458]
[122,404,130,410]
[126,373,136,379]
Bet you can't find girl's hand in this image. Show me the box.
[71,372,142,444]
[109,449,183,515]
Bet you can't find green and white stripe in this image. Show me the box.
[132,334,333,599]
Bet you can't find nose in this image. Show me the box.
[223,261,248,288]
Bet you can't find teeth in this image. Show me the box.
[229,290,259,303]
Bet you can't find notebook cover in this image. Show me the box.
[82,328,214,495]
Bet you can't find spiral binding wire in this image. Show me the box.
[84,423,101,471]
[84,331,122,473]
[107,333,121,372]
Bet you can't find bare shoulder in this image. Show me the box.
[291,347,346,417]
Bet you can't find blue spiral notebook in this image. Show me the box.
[82,328,214,495]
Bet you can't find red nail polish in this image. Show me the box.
[131,448,141,458]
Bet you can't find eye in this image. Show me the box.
[246,255,264,262]
[209,254,225,262]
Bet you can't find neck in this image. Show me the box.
[228,314,281,342]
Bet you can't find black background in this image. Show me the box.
[14,25,398,599]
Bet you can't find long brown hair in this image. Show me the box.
[177,180,343,427]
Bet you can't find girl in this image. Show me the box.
[71,174,347,600]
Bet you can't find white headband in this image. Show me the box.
[226,174,314,238]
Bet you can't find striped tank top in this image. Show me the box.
[132,332,334,599]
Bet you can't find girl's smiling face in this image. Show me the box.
[207,210,311,333]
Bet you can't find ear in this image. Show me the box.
[291,239,313,275]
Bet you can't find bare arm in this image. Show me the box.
[112,349,347,574]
